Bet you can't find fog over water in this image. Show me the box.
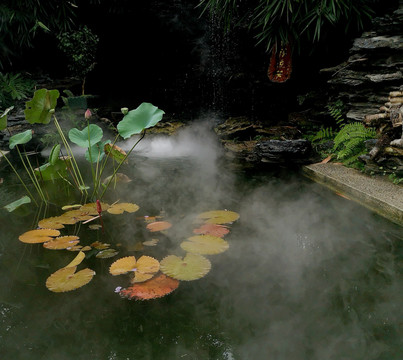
[1,120,402,359]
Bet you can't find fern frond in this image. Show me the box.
[312,127,334,143]
[333,122,376,152]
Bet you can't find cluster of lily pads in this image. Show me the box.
[18,204,239,300]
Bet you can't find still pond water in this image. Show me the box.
[0,126,402,360]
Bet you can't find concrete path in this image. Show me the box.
[303,163,403,226]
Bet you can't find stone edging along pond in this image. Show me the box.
[303,162,403,227]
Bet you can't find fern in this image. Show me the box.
[311,127,334,143]
[326,100,345,127]
[332,122,376,162]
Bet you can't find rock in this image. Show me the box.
[352,35,403,51]
[255,139,317,164]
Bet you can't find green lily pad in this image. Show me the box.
[4,196,31,212]
[24,89,59,124]
[160,253,211,281]
[180,235,229,255]
[117,102,165,139]
[9,130,33,149]
[68,124,103,148]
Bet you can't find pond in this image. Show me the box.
[0,123,402,360]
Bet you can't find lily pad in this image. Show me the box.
[193,223,229,237]
[38,216,66,230]
[95,249,119,259]
[117,102,165,139]
[24,89,59,124]
[90,241,110,250]
[109,255,160,283]
[19,229,60,243]
[180,235,229,255]
[65,251,86,267]
[160,253,211,281]
[197,210,240,224]
[46,266,95,293]
[9,130,33,149]
[107,202,139,215]
[68,124,103,148]
[119,273,179,300]
[146,221,172,232]
[80,202,110,215]
[43,235,80,250]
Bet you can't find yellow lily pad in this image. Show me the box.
[80,202,110,215]
[46,266,95,293]
[160,253,211,281]
[43,235,80,250]
[19,229,60,244]
[107,202,140,215]
[37,217,65,230]
[180,235,229,255]
[197,210,239,224]
[65,251,86,267]
[109,255,160,283]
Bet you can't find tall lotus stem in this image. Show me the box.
[99,130,146,199]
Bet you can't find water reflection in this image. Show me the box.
[0,127,402,360]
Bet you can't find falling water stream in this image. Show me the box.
[0,123,402,360]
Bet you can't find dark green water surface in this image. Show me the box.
[0,143,402,360]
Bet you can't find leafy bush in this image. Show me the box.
[0,72,35,108]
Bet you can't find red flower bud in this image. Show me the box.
[96,199,102,214]
[85,109,92,120]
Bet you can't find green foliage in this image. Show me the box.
[0,73,35,108]
[117,103,165,139]
[311,127,334,143]
[198,0,375,52]
[4,196,31,212]
[9,130,33,149]
[57,26,99,94]
[326,100,345,127]
[68,124,103,148]
[0,106,14,130]
[0,0,77,67]
[332,122,376,163]
[24,89,59,124]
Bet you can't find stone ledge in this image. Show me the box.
[303,163,403,226]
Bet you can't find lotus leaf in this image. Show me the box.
[66,251,86,267]
[146,221,172,232]
[34,158,68,181]
[107,202,139,215]
[160,253,211,281]
[117,102,165,139]
[180,235,229,255]
[104,143,127,162]
[9,130,32,149]
[96,249,119,259]
[19,229,60,243]
[109,255,160,283]
[38,216,66,230]
[0,106,14,130]
[46,266,95,293]
[4,195,31,212]
[43,235,80,250]
[85,139,111,163]
[24,89,59,124]
[193,223,229,237]
[119,273,179,300]
[49,144,61,165]
[68,124,103,148]
[197,210,240,224]
[102,173,132,185]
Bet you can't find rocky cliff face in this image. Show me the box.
[321,2,403,122]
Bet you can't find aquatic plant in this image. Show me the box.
[2,88,164,209]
